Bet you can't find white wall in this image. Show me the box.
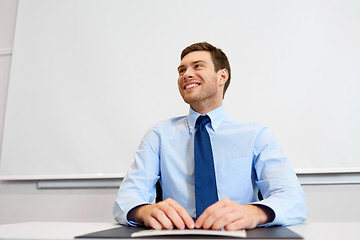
[0,0,359,225]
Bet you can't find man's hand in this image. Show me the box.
[128,198,195,230]
[195,199,269,230]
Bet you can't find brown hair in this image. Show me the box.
[181,42,231,98]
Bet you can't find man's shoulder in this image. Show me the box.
[141,116,188,143]
[151,115,188,130]
[223,115,267,132]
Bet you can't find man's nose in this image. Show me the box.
[183,68,194,79]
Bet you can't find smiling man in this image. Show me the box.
[177,50,227,115]
[113,42,307,231]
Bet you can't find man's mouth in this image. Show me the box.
[184,83,200,90]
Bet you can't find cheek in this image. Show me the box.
[177,77,183,89]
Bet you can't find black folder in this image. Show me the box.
[75,226,303,239]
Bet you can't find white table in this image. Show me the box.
[0,222,117,240]
[288,222,359,240]
[0,221,359,240]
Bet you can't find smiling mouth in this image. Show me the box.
[184,83,200,90]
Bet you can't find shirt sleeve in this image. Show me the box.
[251,127,307,226]
[113,126,161,225]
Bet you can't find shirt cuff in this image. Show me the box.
[125,203,149,227]
[127,220,145,227]
[251,204,276,226]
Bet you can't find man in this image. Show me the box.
[113,42,307,231]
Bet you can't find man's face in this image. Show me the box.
[177,51,224,107]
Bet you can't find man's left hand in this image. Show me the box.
[194,199,269,230]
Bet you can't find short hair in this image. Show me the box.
[180,42,231,98]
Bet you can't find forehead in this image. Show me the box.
[179,51,213,67]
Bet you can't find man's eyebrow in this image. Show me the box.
[177,65,184,71]
[177,60,206,71]
[192,60,206,65]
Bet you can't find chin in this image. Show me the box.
[181,92,202,105]
[182,97,192,104]
[183,97,200,106]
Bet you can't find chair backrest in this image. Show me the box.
[155,180,162,203]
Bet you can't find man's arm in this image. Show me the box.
[251,127,307,226]
[113,127,162,226]
[196,127,306,230]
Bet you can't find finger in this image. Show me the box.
[202,204,236,230]
[195,199,229,229]
[223,205,260,230]
[178,208,195,229]
[158,201,186,230]
[224,217,258,231]
[145,216,164,230]
[150,207,174,230]
[224,219,248,231]
[210,212,238,230]
[166,199,195,229]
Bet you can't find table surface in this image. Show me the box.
[0,221,359,240]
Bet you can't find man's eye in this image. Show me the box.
[195,64,202,69]
[178,69,185,75]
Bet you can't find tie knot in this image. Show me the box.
[195,115,211,129]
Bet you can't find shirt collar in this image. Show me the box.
[187,105,226,134]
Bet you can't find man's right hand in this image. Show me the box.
[128,198,195,230]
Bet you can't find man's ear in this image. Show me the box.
[218,69,229,87]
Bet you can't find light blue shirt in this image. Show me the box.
[113,105,307,226]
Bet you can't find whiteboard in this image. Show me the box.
[1,0,360,180]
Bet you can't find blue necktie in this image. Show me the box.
[194,115,218,218]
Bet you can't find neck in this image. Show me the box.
[190,100,223,115]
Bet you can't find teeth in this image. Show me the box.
[185,83,198,89]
